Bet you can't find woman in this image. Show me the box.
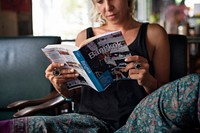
[44,0,200,132]
[0,0,199,132]
[45,0,170,131]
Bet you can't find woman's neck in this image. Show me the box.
[102,18,138,33]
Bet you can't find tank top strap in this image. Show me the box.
[139,23,149,43]
[128,22,154,76]
[86,27,94,39]
[138,23,149,60]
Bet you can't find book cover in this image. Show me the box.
[42,30,131,92]
[77,30,131,91]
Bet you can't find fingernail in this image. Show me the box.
[70,69,74,72]
[125,58,128,62]
[75,73,79,77]
[61,63,65,66]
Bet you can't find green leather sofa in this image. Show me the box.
[0,36,62,120]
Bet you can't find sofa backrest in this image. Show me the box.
[0,36,61,120]
[168,34,188,81]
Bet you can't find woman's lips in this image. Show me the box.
[106,14,116,19]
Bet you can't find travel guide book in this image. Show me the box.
[41,30,131,92]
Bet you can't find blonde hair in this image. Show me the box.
[90,0,135,25]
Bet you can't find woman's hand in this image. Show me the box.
[125,55,157,93]
[45,63,79,98]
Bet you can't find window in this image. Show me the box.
[32,0,91,40]
[136,0,151,22]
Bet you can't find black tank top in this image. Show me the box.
[78,23,154,130]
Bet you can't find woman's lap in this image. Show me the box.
[0,113,113,133]
[0,74,200,133]
[116,74,200,133]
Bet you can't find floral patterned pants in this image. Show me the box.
[0,74,200,133]
[116,73,200,133]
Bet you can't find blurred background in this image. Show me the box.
[0,0,200,72]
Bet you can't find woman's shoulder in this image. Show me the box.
[146,23,169,48]
[75,28,88,47]
[147,23,167,37]
[76,26,107,46]
[146,23,168,43]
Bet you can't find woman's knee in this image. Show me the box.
[184,73,200,81]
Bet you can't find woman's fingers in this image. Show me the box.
[125,55,148,71]
[45,63,78,78]
[125,61,149,72]
[124,55,150,86]
[125,55,148,63]
[45,63,80,89]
